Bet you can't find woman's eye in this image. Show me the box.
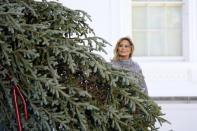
[119,45,130,48]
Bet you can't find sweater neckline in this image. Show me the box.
[118,58,133,65]
[118,58,132,62]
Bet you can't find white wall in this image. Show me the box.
[157,103,197,131]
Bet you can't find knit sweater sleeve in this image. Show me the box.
[110,59,148,95]
[134,63,148,95]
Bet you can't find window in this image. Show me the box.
[131,0,183,57]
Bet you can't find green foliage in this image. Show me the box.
[0,0,169,130]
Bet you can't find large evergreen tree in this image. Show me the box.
[0,0,168,130]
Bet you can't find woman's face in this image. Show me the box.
[117,40,131,60]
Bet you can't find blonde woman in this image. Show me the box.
[111,37,148,95]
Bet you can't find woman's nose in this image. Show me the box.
[122,46,127,49]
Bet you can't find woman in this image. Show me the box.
[111,37,148,95]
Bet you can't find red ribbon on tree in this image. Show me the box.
[7,72,28,131]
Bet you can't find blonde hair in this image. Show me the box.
[112,37,134,62]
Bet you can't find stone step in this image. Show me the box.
[152,96,197,103]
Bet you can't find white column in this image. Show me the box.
[188,0,197,63]
[109,0,120,43]
[119,0,132,38]
[188,0,197,82]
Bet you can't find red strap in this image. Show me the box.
[7,72,28,131]
[13,87,23,131]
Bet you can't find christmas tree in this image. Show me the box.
[0,0,168,130]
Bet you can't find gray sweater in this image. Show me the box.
[111,58,148,95]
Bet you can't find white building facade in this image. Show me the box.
[59,0,197,96]
[58,0,197,130]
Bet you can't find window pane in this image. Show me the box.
[148,7,164,29]
[166,7,182,29]
[131,2,183,57]
[165,31,182,56]
[149,31,165,56]
[132,7,147,29]
[132,31,148,56]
